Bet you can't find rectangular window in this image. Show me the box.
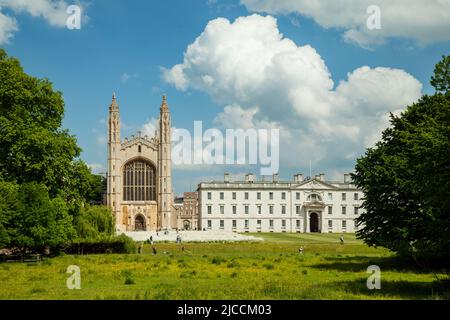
[281,205,286,214]
[296,205,300,214]
[342,206,346,215]
[220,192,224,200]
[354,207,359,215]
[282,220,286,228]
[257,205,262,214]
[220,220,224,229]
[232,205,236,215]
[281,192,286,200]
[354,193,359,200]
[207,220,212,229]
[245,205,249,214]
[245,220,249,229]
[296,192,300,200]
[207,205,212,215]
[257,192,261,200]
[296,220,300,228]
[257,219,261,226]
[269,220,274,228]
[232,220,237,229]
[328,193,332,201]
[207,192,211,200]
[342,193,346,201]
[269,192,273,200]
[269,205,274,214]
[245,192,249,200]
[220,205,224,214]
[232,192,236,200]
[328,206,332,215]
[328,220,333,228]
[342,220,347,228]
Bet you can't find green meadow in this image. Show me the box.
[0,233,448,300]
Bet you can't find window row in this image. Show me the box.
[205,219,355,229]
[206,191,361,201]
[206,205,360,215]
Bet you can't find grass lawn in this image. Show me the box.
[0,233,448,300]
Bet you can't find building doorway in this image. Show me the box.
[135,214,146,231]
[183,220,191,230]
[309,212,319,233]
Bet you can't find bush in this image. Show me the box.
[64,234,136,254]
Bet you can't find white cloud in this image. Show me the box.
[0,0,70,27]
[0,10,18,44]
[0,0,87,44]
[240,0,450,48]
[164,14,423,173]
[141,118,158,138]
[87,163,106,174]
[121,72,137,84]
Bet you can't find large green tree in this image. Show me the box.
[0,48,108,251]
[0,49,103,204]
[0,181,75,254]
[353,55,450,264]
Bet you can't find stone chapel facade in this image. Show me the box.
[106,94,175,231]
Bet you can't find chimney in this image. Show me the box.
[293,174,303,183]
[273,173,279,183]
[319,173,325,181]
[245,173,254,183]
[344,173,351,183]
[224,173,230,183]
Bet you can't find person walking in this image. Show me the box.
[340,234,344,245]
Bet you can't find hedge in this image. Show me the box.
[64,234,136,254]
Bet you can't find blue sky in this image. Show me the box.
[1,0,449,195]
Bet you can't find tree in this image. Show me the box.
[73,205,114,240]
[353,55,450,264]
[0,48,91,201]
[431,55,450,94]
[0,48,110,250]
[0,182,75,255]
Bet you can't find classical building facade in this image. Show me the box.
[174,192,200,231]
[106,94,175,231]
[198,173,363,233]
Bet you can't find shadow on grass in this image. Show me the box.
[315,255,444,274]
[327,278,447,300]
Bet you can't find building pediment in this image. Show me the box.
[121,136,159,151]
[295,178,337,190]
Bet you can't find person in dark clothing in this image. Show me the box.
[152,246,157,255]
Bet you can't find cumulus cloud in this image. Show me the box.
[141,118,158,138]
[0,0,86,44]
[240,0,450,48]
[163,14,423,173]
[0,10,18,44]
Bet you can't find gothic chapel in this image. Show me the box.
[106,94,175,231]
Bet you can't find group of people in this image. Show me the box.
[136,233,185,255]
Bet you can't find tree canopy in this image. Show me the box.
[0,48,108,252]
[353,55,450,265]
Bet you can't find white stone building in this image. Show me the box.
[106,94,175,232]
[198,173,363,233]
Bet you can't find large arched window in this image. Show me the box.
[123,159,156,201]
